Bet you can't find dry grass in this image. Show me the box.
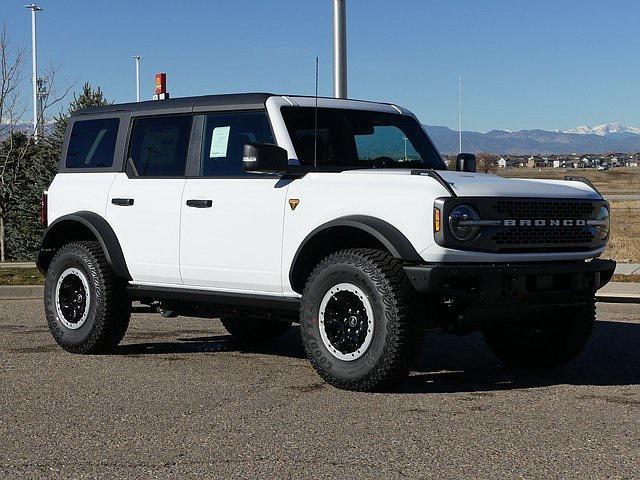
[605,200,640,263]
[612,274,640,283]
[497,167,640,195]
[0,268,43,286]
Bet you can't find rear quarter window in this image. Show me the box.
[65,118,119,169]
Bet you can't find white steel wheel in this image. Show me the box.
[55,267,91,330]
[318,282,375,361]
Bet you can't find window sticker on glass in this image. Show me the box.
[210,126,231,158]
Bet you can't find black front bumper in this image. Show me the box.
[404,259,615,307]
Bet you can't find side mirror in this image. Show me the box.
[456,153,476,173]
[243,143,288,173]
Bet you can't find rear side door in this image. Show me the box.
[179,110,289,293]
[106,114,192,285]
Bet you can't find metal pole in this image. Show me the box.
[333,0,347,98]
[25,4,42,139]
[31,9,37,137]
[133,55,142,102]
[458,75,463,154]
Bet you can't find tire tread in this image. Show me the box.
[44,241,130,354]
[301,248,422,391]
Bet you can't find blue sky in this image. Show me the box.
[3,0,639,132]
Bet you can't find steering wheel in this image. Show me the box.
[371,156,394,168]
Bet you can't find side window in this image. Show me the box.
[201,111,274,176]
[65,118,119,168]
[127,115,192,177]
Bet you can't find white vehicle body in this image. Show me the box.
[44,94,608,299]
[39,92,617,391]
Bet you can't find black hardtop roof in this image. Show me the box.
[76,92,275,116]
[74,92,397,117]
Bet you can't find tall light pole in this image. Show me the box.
[25,4,42,139]
[403,136,408,161]
[132,55,142,102]
[333,0,347,98]
[458,74,463,154]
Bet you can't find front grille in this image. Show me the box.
[493,200,596,219]
[489,199,601,252]
[435,197,607,254]
[492,226,594,246]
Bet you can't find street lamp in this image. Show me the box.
[132,55,142,102]
[458,75,463,154]
[25,4,43,139]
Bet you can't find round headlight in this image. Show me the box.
[449,205,480,241]
[594,205,610,240]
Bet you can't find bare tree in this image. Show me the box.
[0,24,29,262]
[0,24,26,137]
[36,63,75,133]
[475,152,500,173]
[0,22,75,261]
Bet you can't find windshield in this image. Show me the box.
[281,106,446,170]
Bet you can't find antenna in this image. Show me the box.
[458,74,463,154]
[314,56,319,168]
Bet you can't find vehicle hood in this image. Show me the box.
[342,169,602,199]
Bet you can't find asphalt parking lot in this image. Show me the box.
[1,300,639,479]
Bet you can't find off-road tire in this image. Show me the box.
[300,248,423,392]
[44,241,130,354]
[482,298,596,369]
[221,316,291,342]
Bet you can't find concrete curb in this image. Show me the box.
[0,285,44,300]
[595,294,640,304]
[0,262,37,269]
[595,282,640,304]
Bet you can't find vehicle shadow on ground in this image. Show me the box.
[403,320,640,394]
[114,320,640,394]
[115,326,308,359]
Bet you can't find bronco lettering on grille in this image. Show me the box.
[503,219,587,227]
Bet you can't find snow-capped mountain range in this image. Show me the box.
[424,122,640,155]
[563,123,640,136]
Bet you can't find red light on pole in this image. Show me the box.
[155,73,166,94]
[153,72,169,100]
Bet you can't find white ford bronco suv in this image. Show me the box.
[38,93,615,391]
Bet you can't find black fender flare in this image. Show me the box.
[289,215,422,288]
[37,211,132,280]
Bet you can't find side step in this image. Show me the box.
[127,285,301,314]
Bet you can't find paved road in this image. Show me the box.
[604,194,640,201]
[1,301,639,479]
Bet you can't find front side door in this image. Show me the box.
[106,114,192,285]
[180,110,288,293]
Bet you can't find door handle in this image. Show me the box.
[186,199,213,208]
[111,198,134,206]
